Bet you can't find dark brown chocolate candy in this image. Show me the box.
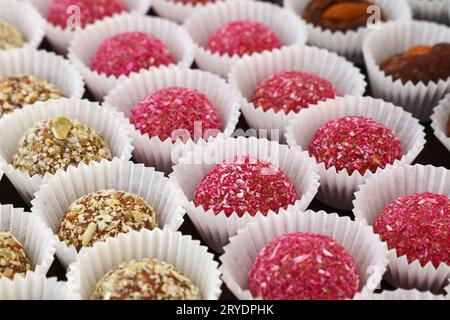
[380,43,450,84]
[303,0,386,32]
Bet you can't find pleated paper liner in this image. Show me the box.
[0,48,85,106]
[363,20,450,122]
[228,45,367,143]
[170,136,320,253]
[31,158,187,268]
[68,13,195,100]
[431,93,450,153]
[0,98,134,204]
[0,205,56,281]
[184,0,308,78]
[353,164,450,292]
[152,0,249,24]
[66,228,222,300]
[27,0,152,54]
[0,273,72,300]
[0,0,45,50]
[354,288,446,300]
[284,0,412,64]
[103,66,242,173]
[408,0,450,24]
[285,95,426,210]
[219,209,390,300]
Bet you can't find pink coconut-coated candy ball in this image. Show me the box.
[205,20,282,57]
[252,71,337,114]
[374,192,450,268]
[47,0,127,29]
[308,116,402,175]
[90,32,175,77]
[248,232,361,300]
[193,156,297,217]
[130,87,222,142]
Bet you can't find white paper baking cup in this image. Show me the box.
[66,228,222,300]
[170,136,320,253]
[0,205,56,281]
[103,66,242,173]
[0,0,45,50]
[27,0,152,54]
[353,164,450,292]
[285,95,426,210]
[152,0,249,24]
[0,48,85,106]
[68,14,195,100]
[184,0,308,77]
[220,209,389,300]
[284,0,412,64]
[354,288,446,300]
[363,21,450,122]
[31,158,187,268]
[408,0,449,23]
[229,45,367,143]
[0,98,134,204]
[431,93,450,153]
[0,273,72,300]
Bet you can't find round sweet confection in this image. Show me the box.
[58,190,158,251]
[252,71,337,114]
[0,19,24,50]
[0,75,64,118]
[380,43,450,84]
[205,20,282,57]
[0,231,32,279]
[12,116,112,176]
[374,192,450,268]
[130,86,222,142]
[90,258,202,300]
[193,156,298,217]
[248,232,360,300]
[90,32,175,77]
[308,116,403,175]
[47,0,127,29]
[303,0,387,32]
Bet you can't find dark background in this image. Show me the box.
[0,0,449,300]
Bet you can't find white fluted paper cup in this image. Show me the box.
[229,45,367,143]
[66,228,222,300]
[284,0,412,64]
[408,0,449,23]
[27,0,152,54]
[0,0,45,50]
[170,136,320,253]
[431,93,450,153]
[152,0,248,24]
[0,48,85,112]
[363,21,450,122]
[68,14,195,100]
[353,164,450,292]
[31,158,187,268]
[103,66,242,173]
[0,205,56,280]
[0,273,72,300]
[0,98,134,204]
[184,0,308,78]
[285,95,426,210]
[220,209,389,300]
[354,288,446,300]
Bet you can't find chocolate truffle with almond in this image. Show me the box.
[0,231,32,279]
[58,190,158,251]
[303,0,386,32]
[12,116,112,176]
[380,43,450,84]
[91,258,202,300]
